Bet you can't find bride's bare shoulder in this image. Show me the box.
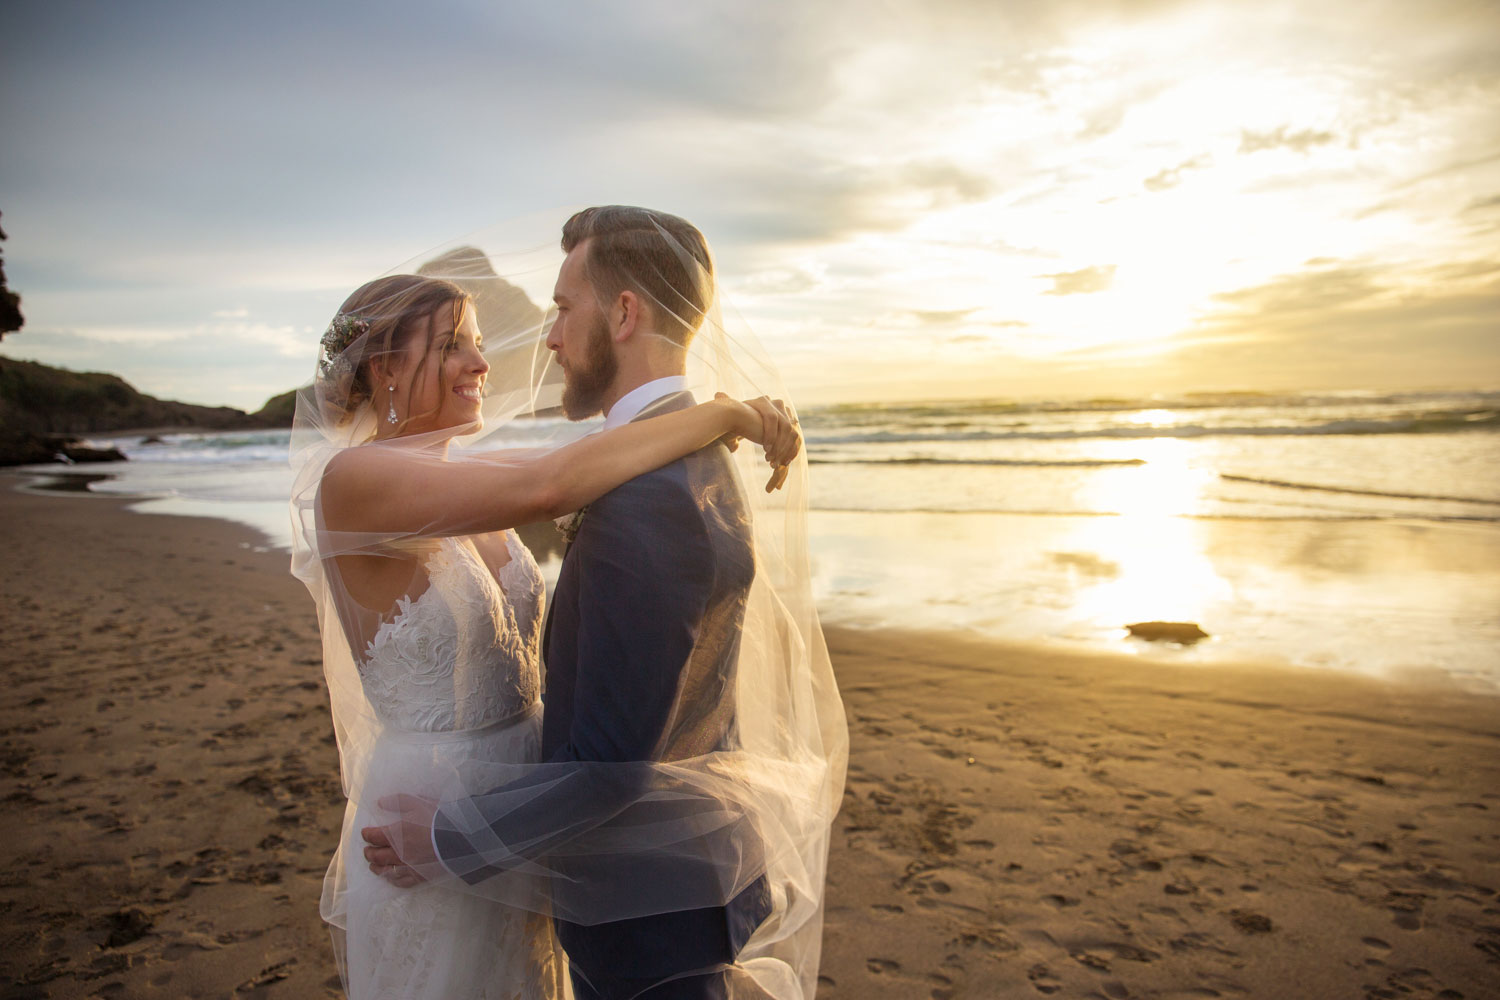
[319,446,407,527]
[323,444,422,488]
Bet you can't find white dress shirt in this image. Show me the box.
[602,376,690,429]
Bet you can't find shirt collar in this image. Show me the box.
[603,376,690,429]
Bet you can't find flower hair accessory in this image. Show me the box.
[318,313,371,380]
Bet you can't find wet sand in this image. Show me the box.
[818,630,1500,999]
[1,485,344,999]
[2,482,1497,999]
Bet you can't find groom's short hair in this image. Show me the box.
[561,206,714,347]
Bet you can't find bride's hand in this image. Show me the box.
[715,393,801,492]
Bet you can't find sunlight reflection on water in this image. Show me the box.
[806,509,1500,692]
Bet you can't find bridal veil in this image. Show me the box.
[289,209,847,999]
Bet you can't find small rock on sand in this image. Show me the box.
[1125,621,1209,643]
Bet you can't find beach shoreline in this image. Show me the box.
[15,433,1500,694]
[2,485,1497,998]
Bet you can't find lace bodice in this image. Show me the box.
[360,531,543,733]
[336,532,565,999]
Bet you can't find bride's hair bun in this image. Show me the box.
[317,274,468,424]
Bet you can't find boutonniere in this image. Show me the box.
[554,506,588,544]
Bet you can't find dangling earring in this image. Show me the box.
[386,385,398,425]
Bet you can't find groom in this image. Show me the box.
[364,206,773,999]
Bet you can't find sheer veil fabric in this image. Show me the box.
[289,211,847,998]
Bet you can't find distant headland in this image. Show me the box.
[0,358,294,465]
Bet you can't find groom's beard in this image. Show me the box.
[560,315,619,421]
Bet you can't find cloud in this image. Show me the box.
[1393,151,1500,192]
[1359,154,1500,219]
[1419,259,1500,283]
[1040,265,1116,295]
[701,155,1000,248]
[201,321,308,359]
[1238,127,1337,155]
[911,308,980,324]
[56,325,192,346]
[900,162,997,205]
[212,307,250,319]
[1171,257,1500,389]
[919,237,1054,258]
[1078,102,1128,140]
[985,240,1054,258]
[702,165,910,245]
[1210,262,1385,316]
[733,268,821,296]
[1143,154,1211,192]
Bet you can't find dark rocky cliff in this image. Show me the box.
[0,358,295,465]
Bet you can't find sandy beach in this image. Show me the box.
[3,483,1497,999]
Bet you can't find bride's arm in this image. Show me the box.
[470,395,796,482]
[321,396,798,537]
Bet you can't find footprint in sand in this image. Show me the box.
[1364,966,1466,1000]
[1385,890,1426,930]
[1227,910,1274,934]
[99,908,152,948]
[237,957,297,992]
[1070,950,1110,972]
[1026,963,1063,995]
[161,937,223,961]
[1109,943,1161,963]
[1361,936,1391,966]
[866,958,901,975]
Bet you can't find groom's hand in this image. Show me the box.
[361,794,440,888]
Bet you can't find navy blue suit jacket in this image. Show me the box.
[437,392,771,982]
[543,392,770,980]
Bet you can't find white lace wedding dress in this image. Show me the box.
[336,531,569,1000]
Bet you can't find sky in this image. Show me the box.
[2,0,1498,409]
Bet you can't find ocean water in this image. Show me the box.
[20,388,1500,690]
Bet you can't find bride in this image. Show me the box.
[289,264,800,999]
